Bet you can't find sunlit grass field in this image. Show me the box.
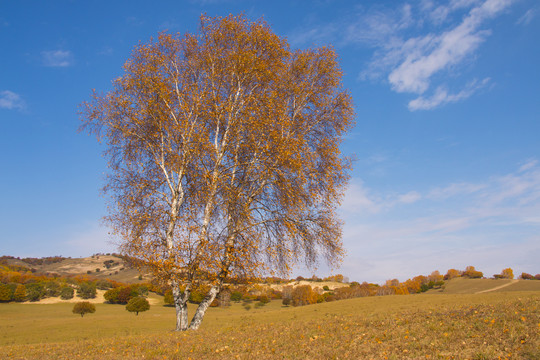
[1,289,538,359]
[430,278,540,294]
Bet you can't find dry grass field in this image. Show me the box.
[0,287,538,359]
[430,278,540,294]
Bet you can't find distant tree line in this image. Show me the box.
[0,255,68,267]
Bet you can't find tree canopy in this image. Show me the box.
[126,296,150,315]
[81,14,354,331]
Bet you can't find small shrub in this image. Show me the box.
[25,283,44,302]
[291,285,318,306]
[136,285,149,297]
[77,282,97,299]
[44,281,61,297]
[254,301,265,308]
[117,286,137,304]
[12,284,26,302]
[163,290,174,306]
[126,296,150,315]
[323,293,335,302]
[282,297,291,306]
[0,284,13,302]
[323,285,330,291]
[72,301,96,317]
[230,291,243,302]
[104,287,120,303]
[60,286,74,300]
[189,290,205,304]
[96,279,112,290]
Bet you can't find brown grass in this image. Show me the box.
[1,291,538,359]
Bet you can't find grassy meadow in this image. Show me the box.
[430,278,540,294]
[1,287,539,359]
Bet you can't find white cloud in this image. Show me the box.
[42,50,73,67]
[341,181,382,214]
[428,0,482,24]
[0,90,25,110]
[388,0,512,94]
[340,160,540,283]
[292,0,515,110]
[398,191,421,204]
[408,77,490,110]
[519,159,538,172]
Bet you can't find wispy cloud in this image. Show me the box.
[42,50,73,67]
[64,223,118,256]
[341,182,422,215]
[423,0,483,24]
[292,0,516,110]
[408,77,490,110]
[0,90,25,110]
[387,0,513,95]
[398,191,422,204]
[428,181,486,199]
[517,7,538,25]
[519,159,538,172]
[341,159,540,282]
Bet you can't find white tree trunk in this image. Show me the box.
[172,281,190,331]
[188,285,220,330]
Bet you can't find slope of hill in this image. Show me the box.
[430,277,540,294]
[3,255,151,284]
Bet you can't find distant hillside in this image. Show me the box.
[428,277,540,294]
[2,254,152,284]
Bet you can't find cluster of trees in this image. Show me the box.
[158,265,534,309]
[444,266,484,279]
[519,272,540,280]
[104,284,149,304]
[72,297,151,318]
[277,271,445,307]
[292,274,346,283]
[442,266,538,280]
[0,255,67,267]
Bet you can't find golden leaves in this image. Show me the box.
[81,15,353,327]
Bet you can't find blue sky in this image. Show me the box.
[1,0,539,283]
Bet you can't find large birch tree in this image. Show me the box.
[81,14,354,331]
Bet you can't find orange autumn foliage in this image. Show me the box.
[81,14,354,331]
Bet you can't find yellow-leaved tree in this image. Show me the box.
[81,14,354,331]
